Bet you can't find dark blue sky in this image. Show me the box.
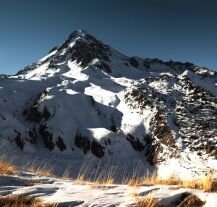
[1,0,217,74]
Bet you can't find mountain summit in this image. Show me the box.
[0,30,216,178]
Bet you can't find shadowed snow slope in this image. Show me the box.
[0,30,216,179]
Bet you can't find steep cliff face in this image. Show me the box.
[0,30,216,177]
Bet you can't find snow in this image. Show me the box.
[0,173,216,207]
[39,50,57,62]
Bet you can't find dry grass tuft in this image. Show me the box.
[75,175,115,186]
[137,194,160,207]
[93,178,115,185]
[0,160,16,175]
[181,175,217,192]
[127,178,143,186]
[74,175,89,184]
[74,169,217,192]
[28,167,54,177]
[143,175,180,186]
[127,174,217,192]
[127,175,180,187]
[75,166,116,186]
[0,194,57,207]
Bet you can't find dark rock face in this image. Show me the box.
[28,128,37,144]
[15,132,24,150]
[149,113,176,164]
[145,144,162,165]
[93,61,112,73]
[70,39,111,68]
[129,57,139,68]
[110,125,117,133]
[25,91,51,123]
[125,88,153,109]
[47,31,112,72]
[26,107,51,123]
[153,113,175,147]
[142,58,196,73]
[126,134,145,151]
[74,132,91,154]
[74,132,105,158]
[39,124,55,151]
[14,129,37,150]
[91,140,105,158]
[56,137,66,151]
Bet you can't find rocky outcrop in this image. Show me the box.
[25,91,51,123]
[74,131,105,158]
[39,124,55,151]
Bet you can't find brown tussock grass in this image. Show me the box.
[0,194,57,207]
[73,166,217,192]
[137,194,160,207]
[74,175,89,185]
[75,175,115,186]
[0,159,54,178]
[74,164,116,186]
[181,176,217,192]
[92,178,115,185]
[92,168,116,185]
[0,160,16,175]
[127,174,217,192]
[127,178,143,186]
[28,167,54,177]
[143,175,181,186]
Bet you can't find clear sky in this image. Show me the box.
[0,0,217,74]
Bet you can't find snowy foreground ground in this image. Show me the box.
[0,172,216,207]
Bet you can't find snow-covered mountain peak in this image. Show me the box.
[16,30,114,79]
[1,30,217,178]
[15,30,217,81]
